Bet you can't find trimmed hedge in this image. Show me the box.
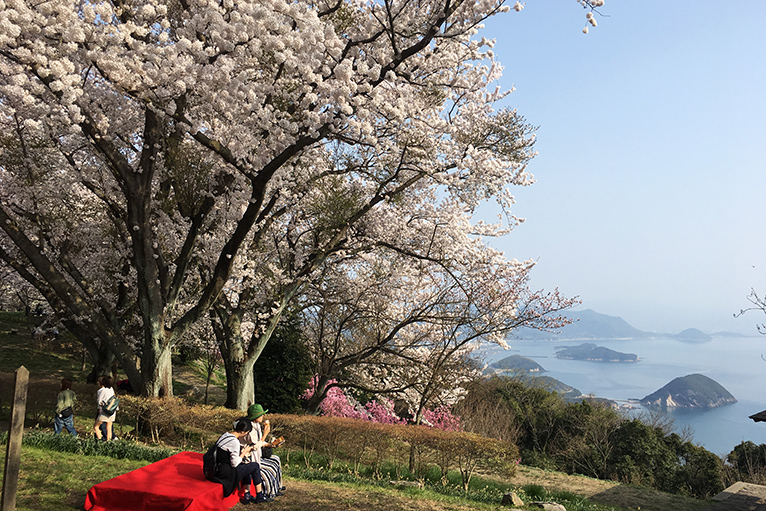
[272,414,519,490]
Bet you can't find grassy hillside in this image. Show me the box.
[0,311,712,511]
[0,445,711,511]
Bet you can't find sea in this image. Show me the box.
[481,335,766,456]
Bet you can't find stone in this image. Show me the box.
[530,502,567,511]
[501,492,525,507]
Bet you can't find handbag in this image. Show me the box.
[59,406,73,418]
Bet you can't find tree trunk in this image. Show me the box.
[205,372,212,406]
[303,375,331,414]
[214,298,287,410]
[85,340,115,384]
[226,361,255,411]
[139,344,173,397]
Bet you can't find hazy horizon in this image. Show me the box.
[474,2,766,337]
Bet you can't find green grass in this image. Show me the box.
[0,433,630,511]
[185,358,227,388]
[283,453,629,511]
[0,311,86,378]
[0,446,149,511]
[0,444,630,511]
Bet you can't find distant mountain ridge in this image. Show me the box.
[514,309,716,341]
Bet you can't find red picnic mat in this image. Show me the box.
[84,451,241,511]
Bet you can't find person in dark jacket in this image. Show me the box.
[206,418,271,504]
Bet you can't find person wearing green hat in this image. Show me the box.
[241,404,284,498]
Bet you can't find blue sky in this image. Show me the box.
[478,2,766,334]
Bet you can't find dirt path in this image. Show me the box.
[172,365,228,406]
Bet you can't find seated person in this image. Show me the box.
[207,418,273,504]
[242,404,284,498]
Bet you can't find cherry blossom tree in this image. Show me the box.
[0,0,591,398]
[299,234,576,415]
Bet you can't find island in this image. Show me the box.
[555,343,639,362]
[672,328,713,343]
[489,355,545,374]
[516,375,583,401]
[640,373,737,409]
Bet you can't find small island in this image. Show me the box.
[641,373,737,409]
[489,355,545,373]
[555,343,639,362]
[514,375,583,401]
[672,328,713,343]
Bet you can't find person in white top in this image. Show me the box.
[93,375,116,440]
[206,418,272,504]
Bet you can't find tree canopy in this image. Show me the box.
[0,0,586,400]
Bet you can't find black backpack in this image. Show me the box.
[202,439,224,480]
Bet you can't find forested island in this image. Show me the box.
[555,343,639,362]
[640,373,737,409]
[672,328,713,343]
[488,354,545,373]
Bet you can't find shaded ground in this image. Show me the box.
[230,479,497,511]
[590,485,710,511]
[173,364,228,407]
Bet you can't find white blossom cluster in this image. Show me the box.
[0,0,579,398]
[577,0,605,34]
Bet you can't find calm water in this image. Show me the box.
[482,336,766,456]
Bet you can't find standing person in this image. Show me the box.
[242,404,284,498]
[54,378,77,436]
[93,375,116,441]
[206,418,272,504]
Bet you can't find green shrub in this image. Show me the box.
[0,430,176,462]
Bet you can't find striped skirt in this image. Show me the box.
[259,455,283,497]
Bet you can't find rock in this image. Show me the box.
[501,492,524,507]
[530,502,567,511]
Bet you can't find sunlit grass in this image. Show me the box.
[0,446,148,511]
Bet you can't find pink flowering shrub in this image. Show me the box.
[422,405,462,431]
[303,377,459,429]
[303,377,367,419]
[365,398,407,424]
